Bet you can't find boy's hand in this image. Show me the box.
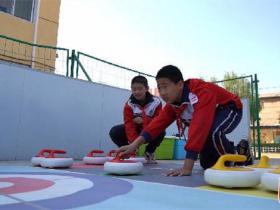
[117,136,146,157]
[166,167,192,176]
[117,144,138,157]
[165,158,194,176]
[133,117,143,124]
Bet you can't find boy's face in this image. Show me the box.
[157,78,184,104]
[131,83,148,101]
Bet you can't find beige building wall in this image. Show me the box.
[259,97,280,126]
[35,0,61,70]
[258,93,280,143]
[0,12,34,41]
[37,0,60,45]
[259,127,280,143]
[0,0,61,71]
[0,12,34,66]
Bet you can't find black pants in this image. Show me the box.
[109,124,165,153]
[199,103,242,169]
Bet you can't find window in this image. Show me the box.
[0,0,13,13]
[0,0,35,22]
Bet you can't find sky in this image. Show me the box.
[57,0,280,93]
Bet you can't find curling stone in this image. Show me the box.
[31,149,52,166]
[204,154,259,188]
[261,168,280,192]
[106,150,117,161]
[248,155,274,175]
[40,149,73,168]
[83,150,108,165]
[104,154,143,175]
[128,152,147,163]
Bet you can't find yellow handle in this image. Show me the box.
[211,154,252,171]
[250,155,271,168]
[270,168,280,174]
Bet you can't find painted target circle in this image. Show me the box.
[0,172,133,209]
[0,182,13,188]
[0,177,54,194]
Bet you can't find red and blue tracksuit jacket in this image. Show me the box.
[141,79,242,160]
[124,92,162,143]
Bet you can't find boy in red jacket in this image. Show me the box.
[118,65,252,175]
[109,75,165,163]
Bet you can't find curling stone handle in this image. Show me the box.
[253,155,271,168]
[111,152,132,161]
[111,153,122,162]
[212,154,246,170]
[48,149,67,158]
[37,149,52,157]
[107,150,116,157]
[86,150,104,157]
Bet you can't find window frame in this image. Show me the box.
[0,0,36,22]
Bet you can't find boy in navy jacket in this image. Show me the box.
[118,65,251,175]
[110,75,165,163]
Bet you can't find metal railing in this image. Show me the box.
[260,144,280,153]
[214,75,261,159]
[0,34,158,91]
[0,34,69,74]
[74,51,157,90]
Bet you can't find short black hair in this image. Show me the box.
[156,65,184,83]
[131,75,148,88]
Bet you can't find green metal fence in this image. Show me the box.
[0,34,157,91]
[214,75,262,159]
[0,34,69,74]
[74,51,157,90]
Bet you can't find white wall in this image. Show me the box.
[0,62,130,160]
[0,62,250,160]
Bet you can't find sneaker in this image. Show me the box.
[144,151,157,164]
[235,139,253,166]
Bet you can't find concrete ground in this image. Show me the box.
[0,158,279,210]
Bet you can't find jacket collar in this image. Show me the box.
[171,82,190,106]
[130,92,153,106]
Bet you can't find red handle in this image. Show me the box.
[86,150,104,157]
[37,149,52,157]
[127,151,136,157]
[111,153,122,162]
[47,149,67,158]
[111,152,135,163]
[107,150,116,157]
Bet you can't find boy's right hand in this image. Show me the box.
[117,136,146,157]
[117,144,138,157]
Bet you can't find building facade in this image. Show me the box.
[0,0,61,71]
[259,92,280,143]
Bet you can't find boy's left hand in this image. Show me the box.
[165,158,194,176]
[165,168,192,176]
